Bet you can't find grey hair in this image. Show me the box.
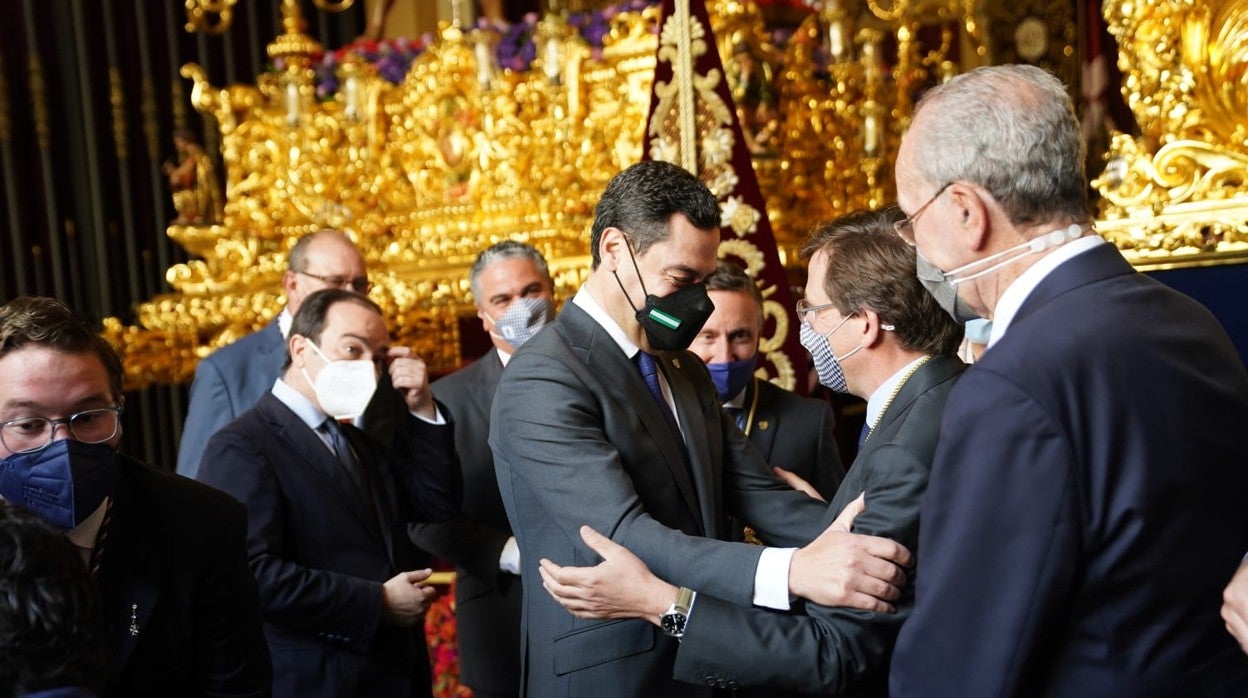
[909,64,1089,227]
[469,240,552,300]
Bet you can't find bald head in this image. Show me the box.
[282,230,369,316]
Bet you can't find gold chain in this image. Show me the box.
[863,355,932,444]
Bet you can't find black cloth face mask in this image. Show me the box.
[613,237,714,352]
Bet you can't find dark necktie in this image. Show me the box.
[321,418,369,502]
[636,351,684,442]
[725,405,746,432]
[858,421,871,449]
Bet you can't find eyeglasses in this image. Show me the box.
[893,182,952,245]
[0,405,124,455]
[297,270,372,294]
[795,299,839,325]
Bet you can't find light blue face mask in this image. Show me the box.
[964,318,993,345]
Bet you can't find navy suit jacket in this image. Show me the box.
[891,244,1248,696]
[178,320,407,478]
[673,355,964,696]
[490,301,829,698]
[100,455,271,697]
[196,392,462,698]
[409,349,523,695]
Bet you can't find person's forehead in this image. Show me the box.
[0,347,113,407]
[648,217,719,276]
[305,238,366,273]
[707,289,761,324]
[480,256,545,290]
[322,301,386,343]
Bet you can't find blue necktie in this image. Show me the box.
[858,421,871,449]
[636,352,683,442]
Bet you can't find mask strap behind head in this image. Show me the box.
[948,224,1084,285]
[611,230,648,313]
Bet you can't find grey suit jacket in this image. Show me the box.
[672,354,965,696]
[409,349,522,695]
[490,301,828,698]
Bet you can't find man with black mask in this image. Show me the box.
[489,160,912,697]
[0,296,270,697]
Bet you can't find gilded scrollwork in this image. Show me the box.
[1097,0,1248,266]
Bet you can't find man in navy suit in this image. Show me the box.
[0,296,270,697]
[539,209,965,695]
[196,289,462,698]
[689,260,844,504]
[409,241,556,698]
[177,229,405,478]
[889,64,1248,695]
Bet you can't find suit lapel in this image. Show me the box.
[658,353,711,535]
[743,378,778,460]
[559,306,704,528]
[257,394,385,545]
[99,474,160,683]
[344,425,397,566]
[869,355,965,444]
[1013,243,1134,328]
[470,350,505,422]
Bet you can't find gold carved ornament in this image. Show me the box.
[1094,0,1248,268]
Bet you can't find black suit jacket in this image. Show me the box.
[892,244,1248,696]
[739,377,844,501]
[100,455,271,697]
[671,355,964,695]
[409,349,522,695]
[196,392,461,698]
[490,300,829,698]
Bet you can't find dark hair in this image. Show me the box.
[802,208,963,356]
[469,240,552,300]
[705,260,763,310]
[0,297,124,397]
[589,160,720,268]
[0,504,104,698]
[282,288,384,370]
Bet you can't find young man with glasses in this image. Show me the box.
[177,228,408,478]
[0,295,271,697]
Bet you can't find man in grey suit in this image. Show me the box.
[490,161,912,697]
[409,241,556,698]
[690,260,844,503]
[177,229,406,477]
[540,208,964,696]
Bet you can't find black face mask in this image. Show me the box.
[613,238,714,352]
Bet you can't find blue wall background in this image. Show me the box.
[1149,263,1248,368]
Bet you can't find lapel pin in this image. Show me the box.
[129,603,140,637]
[758,420,770,431]
[671,358,681,369]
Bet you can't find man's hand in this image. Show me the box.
[380,569,437,627]
[773,466,826,502]
[538,525,676,625]
[1223,558,1248,653]
[387,347,436,419]
[789,493,912,611]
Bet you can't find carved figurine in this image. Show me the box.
[163,127,222,225]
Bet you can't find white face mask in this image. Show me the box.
[300,339,378,419]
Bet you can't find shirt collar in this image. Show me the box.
[573,286,641,359]
[66,497,110,555]
[496,347,513,367]
[988,234,1106,348]
[277,307,293,338]
[271,376,331,430]
[866,354,930,429]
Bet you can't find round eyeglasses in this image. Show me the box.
[0,405,124,455]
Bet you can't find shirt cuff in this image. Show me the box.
[499,536,521,575]
[410,405,446,425]
[752,547,795,610]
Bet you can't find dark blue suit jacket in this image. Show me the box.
[891,243,1248,696]
[410,349,523,696]
[196,392,462,698]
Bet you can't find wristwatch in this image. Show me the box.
[659,587,694,639]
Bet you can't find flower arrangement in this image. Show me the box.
[424,584,473,698]
[310,0,660,97]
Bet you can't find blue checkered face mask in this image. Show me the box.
[487,296,554,350]
[799,313,862,394]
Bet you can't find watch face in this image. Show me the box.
[661,612,687,637]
